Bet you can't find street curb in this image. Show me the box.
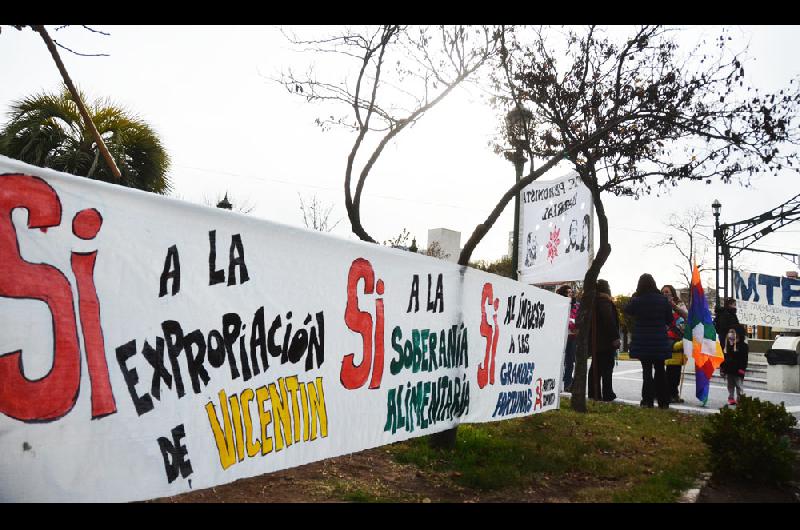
[677,473,711,503]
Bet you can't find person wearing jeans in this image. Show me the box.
[557,284,579,392]
[624,273,673,409]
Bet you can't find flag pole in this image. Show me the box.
[677,257,692,401]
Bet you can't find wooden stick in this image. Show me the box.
[32,25,122,180]
[678,351,687,397]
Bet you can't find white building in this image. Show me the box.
[427,228,461,263]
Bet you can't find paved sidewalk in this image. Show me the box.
[569,359,800,422]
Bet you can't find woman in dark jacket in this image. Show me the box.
[624,274,673,409]
[587,279,620,401]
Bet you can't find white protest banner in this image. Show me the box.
[733,270,800,329]
[0,156,568,502]
[518,171,593,284]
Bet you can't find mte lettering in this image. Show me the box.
[734,271,800,308]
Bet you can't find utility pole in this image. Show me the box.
[510,144,525,280]
[505,107,532,281]
[31,25,122,181]
[712,199,721,308]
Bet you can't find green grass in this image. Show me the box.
[387,398,710,502]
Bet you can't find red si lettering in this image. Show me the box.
[0,174,116,422]
[477,282,500,389]
[533,378,544,411]
[340,258,384,389]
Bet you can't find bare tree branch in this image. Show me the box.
[298,193,342,232]
[280,25,502,244]
[649,206,713,291]
[53,40,109,57]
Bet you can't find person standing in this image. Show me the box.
[557,284,579,392]
[715,297,740,348]
[587,279,621,401]
[662,284,688,404]
[722,324,749,406]
[625,274,673,409]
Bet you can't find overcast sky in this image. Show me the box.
[2,25,799,296]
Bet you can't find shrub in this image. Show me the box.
[701,396,797,483]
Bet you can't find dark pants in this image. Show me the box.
[563,336,576,389]
[666,364,682,399]
[588,350,616,401]
[640,359,669,407]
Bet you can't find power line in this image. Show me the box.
[174,164,491,212]
[609,225,668,235]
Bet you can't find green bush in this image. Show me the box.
[702,396,798,483]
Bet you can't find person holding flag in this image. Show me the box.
[662,284,688,404]
[682,264,725,406]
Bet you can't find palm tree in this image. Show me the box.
[0,89,171,194]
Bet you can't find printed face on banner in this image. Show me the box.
[734,270,800,329]
[0,156,569,502]
[518,172,593,284]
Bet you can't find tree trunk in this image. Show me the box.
[32,25,122,181]
[571,164,612,413]
[431,127,627,442]
[428,427,458,450]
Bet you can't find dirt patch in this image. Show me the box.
[148,445,597,503]
[147,426,800,503]
[149,446,462,503]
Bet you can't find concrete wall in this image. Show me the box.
[749,338,773,354]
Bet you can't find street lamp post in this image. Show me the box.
[505,108,532,281]
[712,199,721,308]
[723,234,730,301]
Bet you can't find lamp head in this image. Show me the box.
[505,107,533,147]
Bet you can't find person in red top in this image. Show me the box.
[557,284,579,392]
[661,284,688,403]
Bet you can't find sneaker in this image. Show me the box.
[658,403,670,409]
[640,400,654,408]
[727,398,736,406]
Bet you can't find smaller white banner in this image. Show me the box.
[518,171,593,284]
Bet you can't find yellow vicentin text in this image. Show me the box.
[205,375,328,470]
